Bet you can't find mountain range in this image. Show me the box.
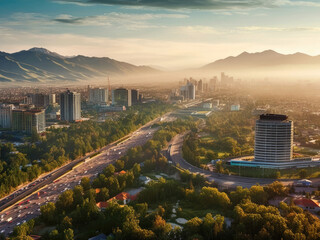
[202,50,320,71]
[1,48,320,83]
[0,48,157,83]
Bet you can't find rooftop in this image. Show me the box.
[294,198,319,208]
[259,114,288,121]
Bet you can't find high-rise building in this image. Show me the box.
[112,88,132,107]
[254,114,293,163]
[24,109,46,133]
[0,104,14,129]
[25,93,54,107]
[131,89,139,105]
[197,80,203,92]
[12,109,45,133]
[60,90,81,122]
[89,87,108,105]
[48,94,56,105]
[230,114,320,169]
[209,77,218,92]
[187,82,196,100]
[180,82,196,100]
[12,110,25,132]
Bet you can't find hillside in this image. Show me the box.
[202,50,320,71]
[0,48,158,83]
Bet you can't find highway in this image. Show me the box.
[0,113,175,235]
[168,133,306,189]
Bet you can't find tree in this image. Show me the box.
[40,202,57,224]
[133,163,141,177]
[199,187,231,209]
[184,217,203,237]
[97,187,109,202]
[264,181,288,199]
[56,190,74,211]
[104,164,115,177]
[63,228,74,240]
[202,213,224,239]
[135,203,148,218]
[59,216,72,232]
[115,160,125,172]
[249,185,268,204]
[152,215,172,239]
[73,185,84,206]
[81,177,91,191]
[49,229,60,240]
[230,186,250,206]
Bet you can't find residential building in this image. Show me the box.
[294,198,320,211]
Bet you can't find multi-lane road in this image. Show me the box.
[0,113,175,235]
[168,133,320,189]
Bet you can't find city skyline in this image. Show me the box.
[2,0,320,69]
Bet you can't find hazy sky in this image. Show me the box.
[1,0,320,69]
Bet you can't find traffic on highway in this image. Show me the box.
[0,113,174,235]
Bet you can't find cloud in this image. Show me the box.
[53,12,188,25]
[52,12,188,30]
[177,25,221,35]
[240,26,320,32]
[53,0,320,10]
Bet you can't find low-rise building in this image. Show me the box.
[294,198,320,211]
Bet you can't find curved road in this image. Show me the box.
[168,133,315,189]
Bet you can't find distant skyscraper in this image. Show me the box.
[131,89,139,105]
[112,88,132,107]
[197,80,203,92]
[209,77,218,92]
[254,114,293,163]
[187,82,196,100]
[0,104,14,129]
[89,87,108,105]
[60,90,81,122]
[180,82,196,100]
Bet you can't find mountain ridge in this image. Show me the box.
[202,50,320,71]
[0,47,159,83]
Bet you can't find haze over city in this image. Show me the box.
[3,0,320,240]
